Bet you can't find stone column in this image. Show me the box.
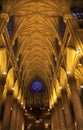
[62,89,74,130]
[68,76,83,130]
[51,103,60,130]
[63,13,82,49]
[54,103,60,130]
[0,77,6,101]
[19,109,24,130]
[16,104,22,130]
[51,107,56,130]
[57,98,67,130]
[0,13,9,34]
[2,90,13,130]
[0,78,5,129]
[51,108,54,130]
[9,98,18,130]
[0,77,6,102]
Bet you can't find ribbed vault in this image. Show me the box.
[6,0,68,97]
[0,0,83,108]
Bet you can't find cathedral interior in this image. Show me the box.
[0,0,83,130]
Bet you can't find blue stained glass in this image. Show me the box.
[71,7,83,20]
[32,80,43,91]
[6,16,13,37]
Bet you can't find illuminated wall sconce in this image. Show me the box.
[44,123,49,128]
[62,107,64,110]
[3,71,7,75]
[11,87,15,91]
[76,49,82,55]
[21,102,23,106]
[30,107,32,110]
[17,96,20,100]
[10,107,13,111]
[80,84,83,88]
[66,70,71,75]
[25,109,27,112]
[59,86,62,90]
[16,57,19,61]
[27,124,32,129]
[48,109,50,111]
[23,106,25,110]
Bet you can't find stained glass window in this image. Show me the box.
[7,16,13,37]
[71,7,83,20]
[32,80,43,92]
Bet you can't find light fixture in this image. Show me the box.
[11,87,15,91]
[27,124,32,129]
[44,123,49,128]
[17,96,20,100]
[25,109,27,112]
[30,107,32,110]
[10,108,13,111]
[75,121,77,127]
[23,106,25,110]
[80,84,83,88]
[3,71,7,75]
[55,57,57,61]
[76,49,82,55]
[48,109,50,112]
[16,57,19,61]
[66,70,71,75]
[21,102,23,105]
[59,86,62,90]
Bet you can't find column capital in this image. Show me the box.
[63,13,73,23]
[61,88,67,95]
[57,97,62,105]
[68,76,76,85]
[6,90,13,97]
[0,13,9,22]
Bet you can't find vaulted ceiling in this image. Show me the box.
[0,0,83,108]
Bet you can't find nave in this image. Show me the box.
[0,0,83,130]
